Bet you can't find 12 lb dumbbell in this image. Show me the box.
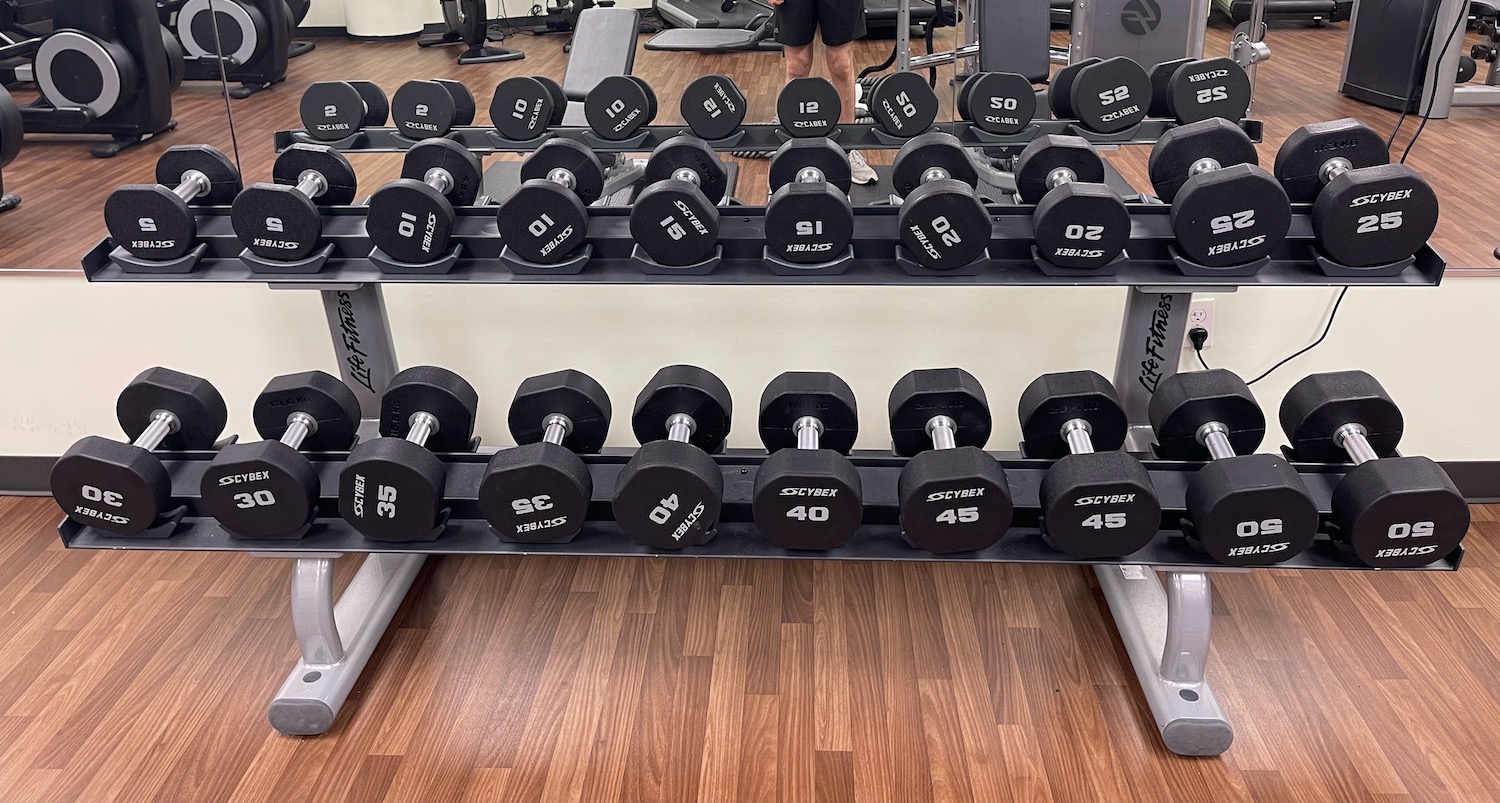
[494,139,607,265]
[765,138,854,264]
[890,132,991,271]
[1012,135,1132,270]
[51,368,227,536]
[299,80,390,141]
[753,372,863,550]
[105,145,242,261]
[365,138,484,265]
[629,136,729,268]
[391,79,476,139]
[230,144,358,262]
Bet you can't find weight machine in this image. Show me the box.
[419,0,524,64]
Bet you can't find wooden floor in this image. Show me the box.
[2,21,1500,269]
[3,495,1500,802]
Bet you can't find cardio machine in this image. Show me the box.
[157,0,311,98]
[418,0,523,64]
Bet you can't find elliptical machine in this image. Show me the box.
[0,84,20,212]
[157,0,310,98]
[418,0,523,64]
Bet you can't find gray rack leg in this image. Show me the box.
[269,283,400,418]
[267,553,427,735]
[1095,565,1234,756]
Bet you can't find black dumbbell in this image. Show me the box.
[680,74,748,141]
[753,372,863,550]
[1274,119,1440,268]
[1148,118,1292,269]
[104,145,242,261]
[494,139,607,265]
[957,71,1038,136]
[337,366,479,541]
[868,71,940,138]
[765,138,855,264]
[889,368,1012,554]
[629,136,728,268]
[1018,371,1161,559]
[613,365,732,549]
[584,75,658,141]
[777,77,842,139]
[490,75,568,141]
[365,138,484,265]
[299,80,390,141]
[1049,56,1151,134]
[890,132,991,271]
[1147,58,1253,124]
[478,370,612,543]
[230,144,358,262]
[1280,371,1468,568]
[199,371,360,539]
[390,79,476,139]
[1149,369,1319,565]
[50,368,227,536]
[1012,135,1132,270]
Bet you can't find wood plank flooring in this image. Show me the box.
[2,495,1500,801]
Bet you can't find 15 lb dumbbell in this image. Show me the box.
[753,372,863,550]
[365,137,484,265]
[777,77,843,138]
[765,138,854,264]
[629,136,729,268]
[613,365,732,549]
[1049,56,1151,134]
[1149,369,1319,565]
[478,370,612,543]
[199,371,360,539]
[391,79,476,139]
[494,139,607,265]
[299,80,390,141]
[51,368,227,536]
[230,144,358,262]
[889,368,1012,553]
[1279,371,1468,567]
[1012,135,1132,270]
[105,145,242,261]
[890,132,991,271]
[338,366,479,541]
[680,74,748,141]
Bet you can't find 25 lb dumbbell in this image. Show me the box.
[231,144,358,262]
[753,372,863,550]
[1147,58,1252,125]
[629,137,729,268]
[890,132,991,271]
[494,139,607,265]
[365,138,484,265]
[105,145,242,261]
[765,138,854,264]
[1049,56,1151,134]
[1012,135,1132,270]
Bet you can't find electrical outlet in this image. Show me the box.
[1182,297,1215,350]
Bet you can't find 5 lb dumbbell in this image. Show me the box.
[494,139,607,265]
[1012,135,1132,270]
[1149,369,1319,565]
[1279,371,1468,567]
[231,144,358,262]
[891,132,991,270]
[299,80,390,141]
[51,368,227,536]
[105,145,242,261]
[199,371,360,539]
[753,372,863,550]
[338,366,479,541]
[765,138,855,264]
[613,365,732,549]
[365,138,484,265]
[629,136,729,268]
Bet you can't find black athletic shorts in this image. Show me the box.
[774,0,867,47]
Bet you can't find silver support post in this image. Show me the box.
[1231,0,1272,111]
[896,0,911,71]
[307,283,400,418]
[1111,289,1194,452]
[959,0,978,77]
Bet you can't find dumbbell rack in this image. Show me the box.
[63,147,1461,759]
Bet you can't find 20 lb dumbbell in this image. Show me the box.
[230,144,358,262]
[494,139,607,265]
[753,372,863,550]
[629,136,729,268]
[890,132,991,271]
[105,145,242,261]
[1279,371,1468,567]
[365,137,484,265]
[765,138,855,265]
[1012,135,1132,270]
[199,371,360,539]
[51,368,227,536]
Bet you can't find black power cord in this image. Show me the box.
[1186,288,1350,384]
[1392,4,1469,163]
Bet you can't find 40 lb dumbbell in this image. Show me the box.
[105,145,241,261]
[891,132,990,270]
[753,372,863,550]
[231,144,358,262]
[494,139,606,265]
[365,137,484,265]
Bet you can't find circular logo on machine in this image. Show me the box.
[1121,0,1162,34]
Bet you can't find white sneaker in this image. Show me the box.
[849,150,877,185]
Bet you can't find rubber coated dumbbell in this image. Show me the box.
[867,71,940,137]
[1049,56,1151,134]
[957,71,1037,136]
[1149,369,1318,565]
[390,79,476,139]
[1279,371,1468,567]
[889,368,1012,553]
[629,136,729,268]
[1147,58,1252,125]
[231,144,358,262]
[478,370,612,543]
[489,75,568,141]
[51,368,227,536]
[366,138,484,265]
[765,138,855,264]
[199,371,360,539]
[338,366,479,541]
[299,80,390,141]
[679,74,748,141]
[613,365,733,549]
[494,139,607,264]
[777,77,842,138]
[890,132,991,270]
[1017,371,1161,559]
[584,75,658,141]
[753,372,863,550]
[1011,135,1132,270]
[105,145,242,261]
[1274,119,1440,268]
[1148,118,1291,269]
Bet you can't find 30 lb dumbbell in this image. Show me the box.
[391,79,476,139]
[299,80,390,141]
[1049,56,1151,134]
[629,136,729,268]
[1012,135,1131,270]
[365,138,484,265]
[105,145,242,261]
[753,372,863,550]
[1274,119,1440,268]
[199,371,360,539]
[1018,371,1161,559]
[613,365,732,549]
[494,139,607,265]
[765,138,855,264]
[1279,371,1468,567]
[1149,369,1318,565]
[478,370,612,543]
[890,132,991,271]
[230,144,358,262]
[889,368,1012,553]
[338,366,478,541]
[1148,118,1291,269]
[51,368,227,536]
[1147,58,1252,125]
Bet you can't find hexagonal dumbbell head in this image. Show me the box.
[752,372,864,550]
[104,145,242,261]
[480,370,613,543]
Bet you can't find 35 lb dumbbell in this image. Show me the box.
[390,78,476,139]
[494,139,606,265]
[365,137,484,265]
[105,145,242,261]
[753,372,863,550]
[1049,56,1151,134]
[890,132,991,271]
[1280,371,1468,567]
[1012,135,1132,270]
[765,138,854,264]
[299,80,390,141]
[199,371,360,539]
[51,368,227,536]
[230,144,358,262]
[629,136,729,268]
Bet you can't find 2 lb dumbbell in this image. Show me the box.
[105,145,242,261]
[365,138,484,265]
[1012,135,1132,270]
[199,371,360,539]
[391,79,476,139]
[765,138,854,265]
[890,132,991,271]
[1280,371,1468,567]
[51,368,227,536]
[494,139,607,265]
[299,80,390,142]
[753,372,863,550]
[230,144,358,262]
[629,136,729,268]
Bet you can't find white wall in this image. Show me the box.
[301,0,651,31]
[0,276,1489,460]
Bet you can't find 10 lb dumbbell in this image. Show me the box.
[105,145,242,261]
[753,372,863,550]
[230,144,358,262]
[365,137,484,265]
[494,139,607,265]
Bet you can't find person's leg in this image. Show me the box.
[784,42,815,82]
[817,5,874,183]
[824,42,857,125]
